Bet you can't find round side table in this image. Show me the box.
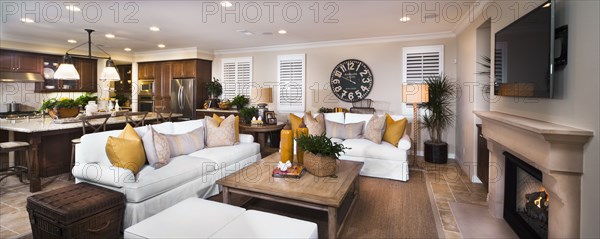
[239,123,285,156]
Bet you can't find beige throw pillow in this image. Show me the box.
[205,115,236,147]
[364,114,386,144]
[304,112,325,136]
[162,127,205,158]
[325,120,365,140]
[142,126,171,169]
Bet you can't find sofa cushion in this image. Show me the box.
[341,138,404,161]
[364,114,386,144]
[289,113,303,134]
[210,210,318,239]
[162,127,205,158]
[142,127,171,169]
[122,155,217,203]
[189,143,260,169]
[106,124,146,175]
[325,120,364,139]
[344,113,374,133]
[304,112,325,136]
[205,116,236,147]
[213,114,240,142]
[383,114,408,147]
[171,119,203,134]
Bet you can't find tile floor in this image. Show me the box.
[1,159,489,239]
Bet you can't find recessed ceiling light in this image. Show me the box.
[67,39,77,44]
[150,26,160,32]
[158,44,166,48]
[124,48,132,52]
[243,32,253,36]
[20,18,34,23]
[399,17,410,22]
[105,33,115,39]
[278,29,287,34]
[543,2,551,8]
[65,5,81,12]
[221,1,232,7]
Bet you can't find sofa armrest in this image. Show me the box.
[239,134,254,143]
[72,162,135,188]
[397,134,411,150]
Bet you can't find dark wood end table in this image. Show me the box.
[239,123,284,156]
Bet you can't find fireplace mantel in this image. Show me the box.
[474,111,593,238]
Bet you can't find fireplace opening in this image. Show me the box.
[503,152,549,239]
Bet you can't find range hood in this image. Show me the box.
[0,72,45,83]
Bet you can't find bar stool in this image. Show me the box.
[125,111,148,127]
[154,108,173,123]
[0,141,31,183]
[69,114,111,180]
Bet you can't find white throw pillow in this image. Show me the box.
[205,115,236,147]
[142,126,171,169]
[161,126,205,158]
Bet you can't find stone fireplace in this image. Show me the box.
[474,111,593,238]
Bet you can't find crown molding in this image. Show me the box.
[135,47,214,62]
[214,31,456,55]
[453,0,493,35]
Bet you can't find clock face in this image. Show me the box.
[330,59,373,102]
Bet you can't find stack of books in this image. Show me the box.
[272,165,305,178]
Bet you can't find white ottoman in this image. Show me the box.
[124,198,245,238]
[124,198,319,239]
[210,210,318,239]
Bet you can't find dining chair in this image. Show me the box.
[69,114,111,180]
[125,111,149,127]
[155,109,173,123]
[0,141,31,183]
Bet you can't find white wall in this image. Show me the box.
[213,38,458,156]
[458,0,599,236]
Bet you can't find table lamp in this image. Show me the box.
[251,87,273,120]
[402,83,429,165]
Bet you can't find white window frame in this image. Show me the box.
[402,45,444,115]
[277,54,306,113]
[221,57,253,99]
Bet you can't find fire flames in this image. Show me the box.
[534,190,550,208]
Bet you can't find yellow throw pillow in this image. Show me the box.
[383,114,407,147]
[106,124,146,175]
[289,113,303,132]
[213,114,239,142]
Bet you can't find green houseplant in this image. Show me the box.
[40,98,80,118]
[238,106,258,124]
[206,77,223,98]
[421,74,456,164]
[231,94,250,110]
[296,133,349,177]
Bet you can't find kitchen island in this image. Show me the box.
[0,112,180,192]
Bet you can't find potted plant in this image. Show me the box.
[238,106,258,124]
[296,133,349,177]
[206,77,223,108]
[40,98,80,119]
[421,74,456,164]
[231,94,249,110]
[75,93,98,108]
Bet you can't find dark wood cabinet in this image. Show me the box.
[0,51,42,73]
[160,62,173,111]
[172,60,196,78]
[138,62,157,79]
[115,65,132,93]
[476,124,489,191]
[35,56,97,93]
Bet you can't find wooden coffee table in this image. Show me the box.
[217,152,363,239]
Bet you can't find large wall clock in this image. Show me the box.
[330,59,373,102]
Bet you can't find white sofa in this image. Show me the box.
[73,119,261,228]
[293,112,412,181]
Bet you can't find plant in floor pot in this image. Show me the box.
[296,133,349,177]
[421,74,456,164]
[206,77,223,108]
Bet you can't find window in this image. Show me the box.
[221,57,252,99]
[402,45,444,112]
[277,54,305,112]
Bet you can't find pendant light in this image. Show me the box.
[55,29,121,81]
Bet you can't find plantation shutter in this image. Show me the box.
[221,57,253,99]
[277,54,305,112]
[402,45,444,112]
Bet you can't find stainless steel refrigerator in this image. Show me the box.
[170,78,196,120]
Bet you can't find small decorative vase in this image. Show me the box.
[280,123,293,164]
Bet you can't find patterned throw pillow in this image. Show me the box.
[162,127,205,158]
[213,114,240,142]
[205,115,236,147]
[364,114,386,144]
[106,124,147,175]
[304,112,325,136]
[325,120,365,140]
[142,126,171,169]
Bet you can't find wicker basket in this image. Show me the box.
[48,107,79,119]
[303,152,337,177]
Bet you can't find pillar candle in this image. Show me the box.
[280,123,294,164]
[296,122,309,165]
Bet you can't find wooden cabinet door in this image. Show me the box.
[14,53,42,73]
[0,53,14,71]
[161,62,172,111]
[138,62,156,79]
[172,60,196,78]
[77,58,97,92]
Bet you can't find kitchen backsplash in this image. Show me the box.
[0,83,86,112]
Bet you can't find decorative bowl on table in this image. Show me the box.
[48,107,79,119]
[218,101,231,110]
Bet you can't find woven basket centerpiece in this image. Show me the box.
[48,107,79,119]
[303,152,337,177]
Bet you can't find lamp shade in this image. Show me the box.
[100,59,121,81]
[251,87,273,104]
[54,54,80,80]
[402,84,429,103]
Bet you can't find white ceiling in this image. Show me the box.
[1,1,475,54]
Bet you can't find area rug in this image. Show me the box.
[210,170,438,238]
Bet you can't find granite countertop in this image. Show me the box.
[0,112,182,133]
[196,108,237,113]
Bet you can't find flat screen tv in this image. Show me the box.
[494,0,566,98]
